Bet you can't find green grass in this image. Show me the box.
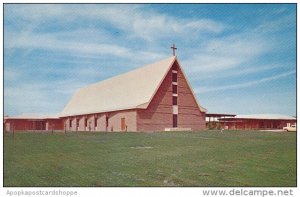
[4,130,296,187]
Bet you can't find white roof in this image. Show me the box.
[234,114,296,120]
[60,56,206,117]
[5,113,60,120]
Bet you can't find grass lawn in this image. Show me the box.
[4,130,296,187]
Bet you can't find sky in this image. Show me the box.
[4,4,296,116]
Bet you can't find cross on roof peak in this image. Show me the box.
[171,44,177,56]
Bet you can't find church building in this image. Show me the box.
[60,56,207,132]
[4,55,207,132]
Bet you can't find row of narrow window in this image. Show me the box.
[69,115,110,128]
[172,84,177,94]
[172,64,178,128]
[69,119,95,128]
[172,72,177,82]
[70,116,111,128]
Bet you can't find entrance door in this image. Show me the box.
[121,118,126,131]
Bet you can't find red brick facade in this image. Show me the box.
[4,119,63,132]
[136,61,206,131]
[58,60,206,132]
[62,109,137,132]
[177,64,206,130]
[219,119,296,130]
[137,69,173,131]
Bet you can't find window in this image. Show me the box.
[173,114,178,128]
[69,119,72,127]
[76,119,79,128]
[106,115,109,128]
[85,118,88,127]
[95,117,98,127]
[172,72,177,82]
[173,96,177,105]
[172,63,178,71]
[172,84,177,94]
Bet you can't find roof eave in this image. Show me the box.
[59,105,144,118]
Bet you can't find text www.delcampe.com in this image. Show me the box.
[202,189,294,197]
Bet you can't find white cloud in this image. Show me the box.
[5,31,132,58]
[129,14,225,41]
[5,28,169,64]
[196,70,296,93]
[182,32,271,75]
[5,4,226,42]
[4,78,89,115]
[198,64,287,80]
[4,67,21,81]
[253,12,295,34]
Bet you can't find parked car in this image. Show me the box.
[283,125,296,132]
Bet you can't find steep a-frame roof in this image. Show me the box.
[60,56,206,117]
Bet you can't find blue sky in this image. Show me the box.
[4,4,296,116]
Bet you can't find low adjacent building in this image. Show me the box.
[218,114,296,130]
[4,114,63,132]
[206,113,236,129]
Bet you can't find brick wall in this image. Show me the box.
[222,119,297,130]
[59,61,206,132]
[62,110,137,132]
[45,119,64,130]
[137,61,206,131]
[137,68,173,131]
[177,67,206,130]
[4,119,63,131]
[106,110,137,132]
[4,119,32,131]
